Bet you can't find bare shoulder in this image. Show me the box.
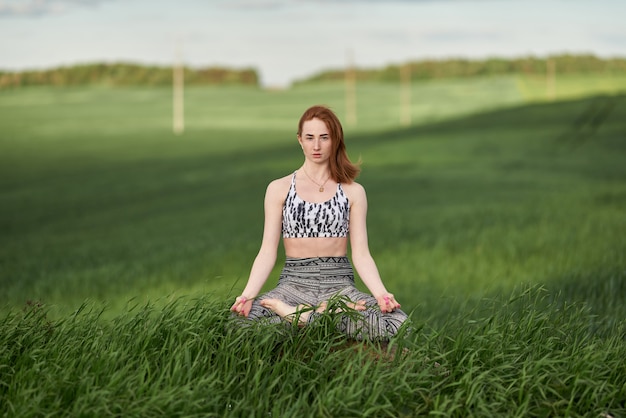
[342,181,367,204]
[266,173,293,201]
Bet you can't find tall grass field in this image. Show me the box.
[1,74,625,416]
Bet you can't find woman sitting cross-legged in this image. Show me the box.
[230,105,409,342]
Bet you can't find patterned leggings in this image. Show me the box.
[245,256,409,341]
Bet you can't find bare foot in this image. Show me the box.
[314,301,327,314]
[348,300,367,312]
[260,299,312,324]
[260,298,367,325]
[319,299,367,313]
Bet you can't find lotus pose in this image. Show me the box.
[230,105,408,341]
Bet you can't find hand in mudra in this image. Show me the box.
[376,293,400,313]
[230,296,253,317]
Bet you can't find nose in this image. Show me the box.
[313,138,321,149]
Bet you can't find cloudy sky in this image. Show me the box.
[1,0,625,87]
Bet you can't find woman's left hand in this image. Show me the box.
[376,293,401,313]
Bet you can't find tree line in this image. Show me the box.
[0,63,259,89]
[1,54,624,89]
[294,54,626,84]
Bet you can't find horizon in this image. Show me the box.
[2,53,623,89]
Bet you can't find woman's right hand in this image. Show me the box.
[230,296,254,317]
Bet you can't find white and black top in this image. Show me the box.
[282,172,350,238]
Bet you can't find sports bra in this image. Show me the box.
[282,172,350,238]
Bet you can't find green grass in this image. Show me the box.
[1,75,625,416]
[517,72,626,101]
[1,76,536,314]
[1,289,624,417]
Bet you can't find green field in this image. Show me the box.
[1,74,625,416]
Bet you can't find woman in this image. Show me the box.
[230,105,408,341]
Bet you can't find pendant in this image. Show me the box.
[319,187,324,192]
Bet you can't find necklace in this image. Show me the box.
[302,168,330,192]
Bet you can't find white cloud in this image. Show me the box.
[0,0,111,17]
[217,0,288,10]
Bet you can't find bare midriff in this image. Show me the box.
[283,237,348,258]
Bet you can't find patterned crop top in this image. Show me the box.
[282,172,350,238]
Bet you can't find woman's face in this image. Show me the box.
[298,118,332,164]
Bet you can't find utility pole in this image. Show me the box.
[173,42,185,135]
[400,62,412,127]
[546,57,556,101]
[345,49,357,127]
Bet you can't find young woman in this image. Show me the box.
[230,105,408,341]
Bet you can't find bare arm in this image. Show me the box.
[348,183,401,313]
[231,179,285,316]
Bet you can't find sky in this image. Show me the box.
[1,0,625,87]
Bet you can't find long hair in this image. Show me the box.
[297,105,360,183]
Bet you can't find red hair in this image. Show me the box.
[297,105,360,183]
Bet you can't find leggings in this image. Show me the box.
[245,256,409,341]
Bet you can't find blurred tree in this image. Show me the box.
[0,63,260,89]
[293,54,626,85]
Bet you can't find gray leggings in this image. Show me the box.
[245,257,409,341]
